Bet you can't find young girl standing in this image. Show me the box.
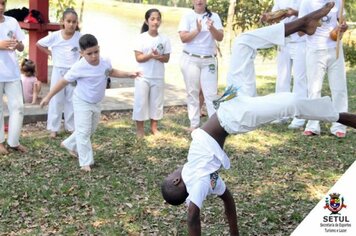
[37,8,81,138]
[21,58,42,104]
[133,8,171,138]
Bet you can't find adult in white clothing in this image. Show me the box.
[178,0,224,131]
[0,0,27,154]
[299,0,349,138]
[268,0,308,129]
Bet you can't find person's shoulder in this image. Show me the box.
[158,33,170,40]
[100,57,112,67]
[182,9,195,18]
[4,16,17,22]
[73,31,82,38]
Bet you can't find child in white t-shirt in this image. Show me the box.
[0,0,27,154]
[40,34,141,172]
[133,8,171,138]
[37,8,81,138]
[20,58,42,104]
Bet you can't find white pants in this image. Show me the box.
[275,41,307,126]
[0,80,24,147]
[304,46,348,135]
[217,93,338,134]
[180,53,218,128]
[132,77,164,121]
[62,94,101,167]
[47,67,75,132]
[227,23,286,97]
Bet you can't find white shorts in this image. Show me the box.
[132,77,164,121]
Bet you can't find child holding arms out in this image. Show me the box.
[40,34,141,172]
[37,8,81,138]
[21,58,42,104]
[0,0,27,154]
[133,8,171,138]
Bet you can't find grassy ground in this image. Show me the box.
[0,70,355,235]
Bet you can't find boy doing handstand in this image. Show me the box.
[41,34,141,172]
[161,2,356,235]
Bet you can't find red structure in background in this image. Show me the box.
[19,0,60,83]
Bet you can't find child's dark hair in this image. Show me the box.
[141,8,161,33]
[79,34,98,51]
[161,177,188,206]
[21,59,36,77]
[61,7,80,31]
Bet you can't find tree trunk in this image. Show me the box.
[225,0,236,54]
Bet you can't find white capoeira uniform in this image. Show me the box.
[179,10,223,128]
[37,30,82,132]
[272,0,307,127]
[227,23,286,97]
[132,31,171,121]
[217,92,339,134]
[183,92,339,209]
[182,128,228,209]
[299,0,348,136]
[0,16,25,147]
[61,57,111,167]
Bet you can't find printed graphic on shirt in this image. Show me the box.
[209,64,216,74]
[7,30,14,39]
[71,47,79,52]
[105,69,111,77]
[210,172,219,190]
[156,43,164,54]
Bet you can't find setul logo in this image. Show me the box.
[324,193,347,215]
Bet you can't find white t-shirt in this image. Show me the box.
[134,32,171,79]
[37,30,81,68]
[182,128,229,209]
[178,10,223,55]
[0,16,25,82]
[299,0,344,49]
[272,0,305,43]
[64,57,112,103]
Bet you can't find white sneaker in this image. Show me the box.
[288,123,304,129]
[271,118,289,125]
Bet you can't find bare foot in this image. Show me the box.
[60,142,78,158]
[151,129,161,136]
[50,132,57,139]
[8,144,28,153]
[0,143,9,155]
[136,130,145,139]
[81,165,91,172]
[302,2,335,35]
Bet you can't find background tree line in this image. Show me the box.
[53,0,356,66]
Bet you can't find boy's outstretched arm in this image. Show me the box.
[40,79,69,108]
[219,188,239,236]
[110,69,142,79]
[187,203,201,236]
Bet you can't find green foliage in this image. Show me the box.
[49,0,76,21]
[344,40,356,67]
[207,0,230,26]
[208,0,273,32]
